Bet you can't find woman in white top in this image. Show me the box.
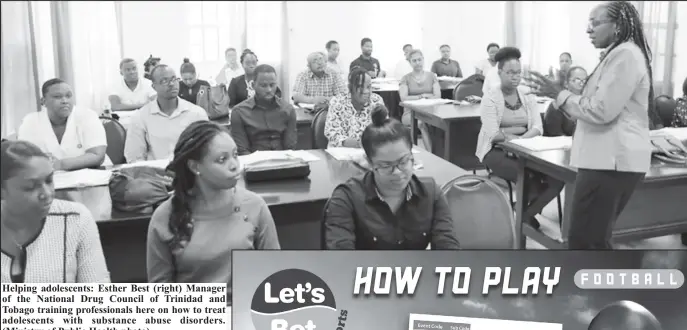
[215,48,245,86]
[475,47,545,229]
[1,140,110,283]
[475,43,500,76]
[17,79,111,170]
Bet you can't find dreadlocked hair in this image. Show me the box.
[588,1,660,128]
[348,66,369,94]
[165,120,228,253]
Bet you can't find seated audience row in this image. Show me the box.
[1,107,460,286]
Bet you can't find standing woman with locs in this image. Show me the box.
[146,121,280,302]
[526,1,658,249]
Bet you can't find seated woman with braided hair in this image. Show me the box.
[324,66,386,148]
[146,121,280,300]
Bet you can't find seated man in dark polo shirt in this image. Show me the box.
[230,64,297,155]
[430,44,463,78]
[349,37,386,79]
[324,105,460,250]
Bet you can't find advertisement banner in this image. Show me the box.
[232,250,685,330]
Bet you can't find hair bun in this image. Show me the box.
[183,58,190,63]
[494,47,522,63]
[370,104,389,126]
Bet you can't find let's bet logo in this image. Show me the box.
[251,269,348,330]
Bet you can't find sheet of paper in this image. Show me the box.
[437,76,463,82]
[510,136,573,151]
[403,98,454,107]
[117,158,171,170]
[409,314,562,330]
[238,150,320,166]
[54,169,113,190]
[371,77,399,84]
[371,83,400,91]
[298,103,315,110]
[652,127,687,142]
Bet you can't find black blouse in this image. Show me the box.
[228,74,282,107]
[179,79,211,105]
[324,172,460,250]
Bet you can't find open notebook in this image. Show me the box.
[403,98,455,107]
[509,136,573,151]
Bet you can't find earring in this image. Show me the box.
[196,171,200,176]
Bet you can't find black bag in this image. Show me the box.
[243,158,310,182]
[109,166,173,213]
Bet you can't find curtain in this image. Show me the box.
[674,1,687,97]
[246,1,287,99]
[514,1,604,74]
[641,1,676,96]
[1,1,41,137]
[67,1,122,112]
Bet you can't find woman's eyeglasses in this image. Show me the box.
[374,156,414,175]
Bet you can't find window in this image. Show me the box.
[246,1,283,64]
[641,1,677,94]
[185,1,233,63]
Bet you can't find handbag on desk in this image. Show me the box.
[243,158,311,182]
[197,84,231,120]
[651,134,687,165]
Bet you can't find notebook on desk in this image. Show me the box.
[54,169,113,190]
[509,136,573,151]
[403,98,455,107]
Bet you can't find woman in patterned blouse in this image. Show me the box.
[324,66,386,148]
[672,77,687,127]
[1,140,109,283]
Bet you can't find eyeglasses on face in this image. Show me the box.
[157,77,180,86]
[373,155,414,175]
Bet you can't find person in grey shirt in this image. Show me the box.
[526,1,656,249]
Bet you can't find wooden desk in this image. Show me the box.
[296,108,314,149]
[500,143,687,249]
[98,148,468,282]
[372,80,460,120]
[404,102,548,171]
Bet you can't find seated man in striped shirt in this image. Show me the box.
[292,52,347,106]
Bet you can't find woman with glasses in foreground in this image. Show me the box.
[324,105,460,250]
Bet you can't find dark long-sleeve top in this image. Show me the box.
[228,74,282,107]
[324,172,460,250]
[179,79,211,104]
[543,103,576,136]
[230,96,297,155]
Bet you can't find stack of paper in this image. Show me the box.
[54,169,113,190]
[403,98,454,107]
[298,103,315,110]
[117,158,171,170]
[652,127,687,142]
[371,77,398,84]
[437,76,463,82]
[510,136,573,151]
[238,150,320,166]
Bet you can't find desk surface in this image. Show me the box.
[372,80,459,92]
[296,107,314,123]
[106,148,468,223]
[402,102,549,120]
[501,143,687,185]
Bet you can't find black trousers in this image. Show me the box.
[568,169,645,249]
[483,147,547,205]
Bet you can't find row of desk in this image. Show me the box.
[95,148,468,282]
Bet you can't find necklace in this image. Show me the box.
[1,220,25,252]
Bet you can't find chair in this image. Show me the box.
[311,109,329,149]
[100,116,127,165]
[441,174,516,248]
[655,95,677,128]
[453,74,485,101]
